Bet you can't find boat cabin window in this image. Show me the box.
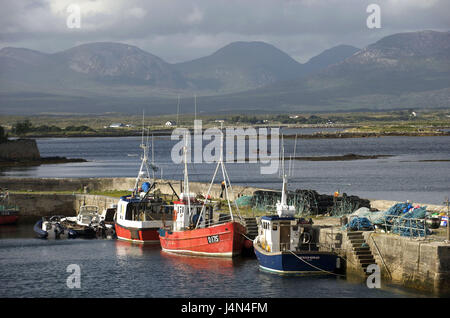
[125,205,134,220]
[104,208,115,222]
[272,224,278,231]
[124,202,168,221]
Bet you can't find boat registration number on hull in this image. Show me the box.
[207,235,220,244]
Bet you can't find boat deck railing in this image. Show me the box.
[0,207,19,214]
[190,212,247,229]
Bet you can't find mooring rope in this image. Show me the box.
[241,233,254,241]
[288,250,345,277]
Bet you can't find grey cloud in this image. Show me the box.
[0,0,449,63]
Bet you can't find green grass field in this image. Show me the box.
[1,109,449,138]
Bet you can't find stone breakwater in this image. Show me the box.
[1,177,256,201]
[0,139,86,167]
[0,139,40,161]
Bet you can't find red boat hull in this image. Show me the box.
[115,223,160,244]
[0,215,19,225]
[159,221,246,258]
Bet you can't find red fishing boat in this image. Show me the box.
[0,189,19,225]
[114,122,173,243]
[159,129,246,257]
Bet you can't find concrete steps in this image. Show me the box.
[243,217,258,240]
[346,231,377,275]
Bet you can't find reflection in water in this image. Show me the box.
[0,223,37,239]
[115,240,146,258]
[160,251,236,275]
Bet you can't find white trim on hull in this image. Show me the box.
[116,236,160,244]
[258,265,329,275]
[161,247,237,258]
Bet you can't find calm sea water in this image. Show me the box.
[0,225,430,298]
[1,133,449,204]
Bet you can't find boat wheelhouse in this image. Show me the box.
[115,194,172,243]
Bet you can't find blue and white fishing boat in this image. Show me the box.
[253,141,341,275]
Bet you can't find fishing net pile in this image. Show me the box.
[235,195,253,207]
[345,217,374,231]
[251,189,370,216]
[391,206,431,237]
[350,203,431,237]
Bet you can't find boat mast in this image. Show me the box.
[134,111,152,196]
[277,134,296,217]
[196,122,239,228]
[183,131,191,215]
[176,95,180,127]
[194,94,197,121]
[219,124,234,221]
[280,135,287,206]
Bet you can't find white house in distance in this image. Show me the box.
[109,123,125,128]
[165,121,176,127]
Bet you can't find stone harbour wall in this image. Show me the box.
[363,232,450,295]
[0,139,40,161]
[318,226,450,295]
[0,177,259,201]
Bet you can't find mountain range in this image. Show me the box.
[0,30,448,115]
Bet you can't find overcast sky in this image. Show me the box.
[1,0,449,63]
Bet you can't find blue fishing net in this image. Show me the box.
[345,217,374,231]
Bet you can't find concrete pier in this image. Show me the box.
[1,177,257,201]
[319,227,450,295]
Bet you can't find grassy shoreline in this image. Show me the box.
[1,109,449,139]
[11,129,450,139]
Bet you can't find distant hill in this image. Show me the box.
[301,44,360,75]
[198,30,450,113]
[173,41,304,92]
[53,42,187,88]
[174,42,360,93]
[0,42,186,94]
[0,31,448,114]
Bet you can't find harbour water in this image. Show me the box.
[0,225,430,298]
[1,133,449,204]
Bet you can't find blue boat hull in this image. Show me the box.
[254,244,339,275]
[33,220,48,239]
[33,220,79,239]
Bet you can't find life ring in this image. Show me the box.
[300,232,311,244]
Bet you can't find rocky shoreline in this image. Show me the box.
[0,156,87,167]
[284,130,450,139]
[9,127,450,139]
